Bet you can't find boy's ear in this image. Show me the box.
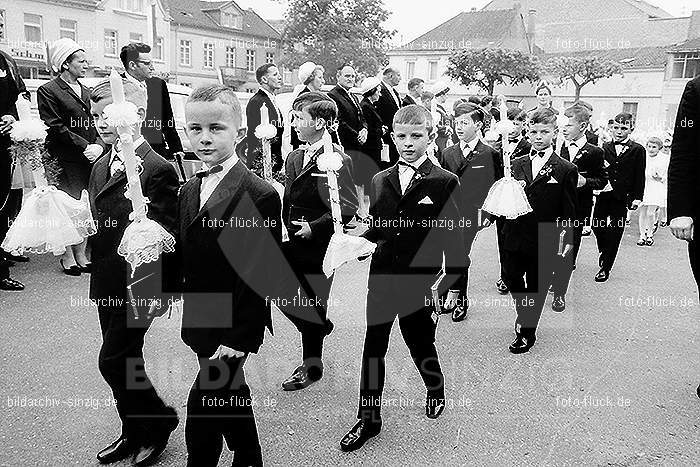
[428,128,437,143]
[314,117,325,131]
[136,106,146,122]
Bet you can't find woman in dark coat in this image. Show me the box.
[357,76,384,218]
[38,38,101,275]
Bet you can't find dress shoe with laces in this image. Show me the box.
[594,269,609,282]
[425,394,446,419]
[509,334,536,354]
[340,418,382,452]
[0,278,24,290]
[451,304,467,322]
[97,436,133,464]
[496,279,509,295]
[552,295,565,312]
[281,364,320,391]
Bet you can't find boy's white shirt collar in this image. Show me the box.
[400,154,428,169]
[460,137,479,155]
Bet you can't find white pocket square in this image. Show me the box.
[547,177,558,184]
[418,196,433,205]
[471,165,484,169]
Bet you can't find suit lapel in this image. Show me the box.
[522,157,533,184]
[295,146,323,181]
[387,163,401,196]
[55,77,89,113]
[96,141,150,199]
[530,154,558,187]
[191,160,246,228]
[181,177,202,230]
[402,158,433,199]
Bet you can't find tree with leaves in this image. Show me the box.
[280,0,395,82]
[446,48,540,95]
[543,56,623,100]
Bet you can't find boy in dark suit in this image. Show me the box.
[87,79,180,466]
[439,102,502,321]
[495,108,532,295]
[340,105,466,452]
[551,104,607,310]
[245,64,284,181]
[592,112,645,282]
[166,85,283,466]
[501,108,577,354]
[279,91,358,391]
[402,78,424,107]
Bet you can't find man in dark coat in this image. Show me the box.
[591,112,645,282]
[375,66,403,168]
[88,79,179,467]
[0,49,27,290]
[120,42,183,160]
[551,104,607,310]
[166,85,283,467]
[501,108,577,354]
[439,102,502,321]
[328,65,367,155]
[668,75,700,399]
[245,63,284,181]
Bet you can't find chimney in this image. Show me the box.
[689,10,700,40]
[527,9,536,52]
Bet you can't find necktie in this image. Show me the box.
[196,164,223,178]
[110,153,124,177]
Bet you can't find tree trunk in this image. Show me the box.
[575,84,583,100]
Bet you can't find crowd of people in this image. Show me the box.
[0,36,692,467]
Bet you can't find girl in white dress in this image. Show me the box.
[637,136,670,246]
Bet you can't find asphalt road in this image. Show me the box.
[1,213,698,466]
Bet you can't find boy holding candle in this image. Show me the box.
[500,108,577,354]
[340,105,466,452]
[166,84,283,466]
[279,91,358,391]
[87,79,180,466]
[439,101,502,322]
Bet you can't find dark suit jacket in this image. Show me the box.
[328,86,366,152]
[245,89,284,174]
[362,158,467,306]
[0,50,26,209]
[166,160,282,356]
[560,142,607,219]
[669,76,700,221]
[402,94,418,107]
[290,86,310,151]
[283,143,358,265]
[375,81,402,164]
[88,140,179,305]
[502,153,578,254]
[507,137,532,160]
[38,77,96,163]
[38,77,98,197]
[141,76,183,159]
[601,139,645,207]
[439,140,503,225]
[358,97,384,186]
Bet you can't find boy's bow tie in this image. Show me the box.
[196,164,223,178]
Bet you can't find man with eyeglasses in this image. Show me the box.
[120,42,184,163]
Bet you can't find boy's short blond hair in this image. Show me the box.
[187,84,242,128]
[393,104,434,133]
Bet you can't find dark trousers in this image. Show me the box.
[357,287,444,421]
[502,248,557,337]
[592,193,628,272]
[186,356,262,467]
[280,242,332,376]
[461,213,481,295]
[496,217,506,280]
[0,149,14,279]
[551,221,584,296]
[97,305,175,443]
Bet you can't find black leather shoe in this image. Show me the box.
[594,269,609,282]
[425,395,446,419]
[0,278,24,290]
[509,334,536,354]
[324,319,334,336]
[496,279,509,295]
[97,436,133,464]
[78,262,92,273]
[340,419,382,452]
[133,415,178,467]
[281,365,320,391]
[552,295,565,312]
[60,259,81,276]
[451,305,467,322]
[5,253,29,262]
